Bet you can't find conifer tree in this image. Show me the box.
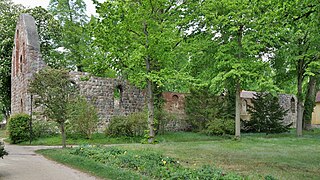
[246,93,290,134]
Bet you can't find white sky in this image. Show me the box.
[11,0,104,16]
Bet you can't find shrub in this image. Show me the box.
[67,96,99,139]
[244,92,290,134]
[204,118,235,136]
[8,113,30,144]
[32,120,59,138]
[0,141,8,158]
[185,86,235,132]
[155,109,183,134]
[106,111,147,137]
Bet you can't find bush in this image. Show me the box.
[204,118,235,136]
[8,113,31,144]
[155,109,184,134]
[0,141,8,159]
[244,92,290,134]
[106,111,147,137]
[67,96,99,139]
[32,120,60,138]
[185,86,235,132]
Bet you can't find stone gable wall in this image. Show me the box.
[11,14,46,116]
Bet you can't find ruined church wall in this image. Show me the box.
[70,72,146,129]
[11,14,46,116]
[278,94,297,127]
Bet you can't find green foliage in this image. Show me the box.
[155,109,180,135]
[24,6,64,68]
[93,0,189,143]
[185,85,235,132]
[265,175,278,180]
[67,96,99,139]
[244,93,290,134]
[32,120,59,138]
[205,118,235,136]
[106,112,148,137]
[0,141,8,159]
[7,113,30,144]
[29,68,76,124]
[48,0,91,71]
[29,67,77,147]
[38,148,146,180]
[70,146,242,179]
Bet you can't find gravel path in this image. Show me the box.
[0,144,102,180]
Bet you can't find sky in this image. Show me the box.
[11,0,103,16]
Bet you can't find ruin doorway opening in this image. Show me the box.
[114,85,123,115]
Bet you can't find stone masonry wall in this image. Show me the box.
[69,72,146,129]
[278,94,297,127]
[240,91,297,127]
[11,14,46,116]
[162,92,189,131]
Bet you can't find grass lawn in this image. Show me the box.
[18,131,225,145]
[37,130,320,180]
[0,129,6,139]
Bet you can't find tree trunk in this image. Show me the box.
[235,80,241,138]
[303,75,317,130]
[60,122,66,148]
[143,21,155,143]
[147,79,155,143]
[234,25,243,139]
[296,60,304,136]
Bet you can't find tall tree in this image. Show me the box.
[190,0,276,138]
[271,0,320,136]
[93,0,187,143]
[48,0,89,70]
[0,0,23,120]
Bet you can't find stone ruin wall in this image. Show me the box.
[162,92,189,131]
[241,93,297,127]
[278,94,297,127]
[11,14,146,130]
[70,72,146,129]
[11,14,46,116]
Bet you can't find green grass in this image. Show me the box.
[19,133,142,145]
[37,148,148,180]
[0,129,6,139]
[37,130,320,180]
[19,131,227,146]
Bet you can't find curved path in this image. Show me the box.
[0,144,101,180]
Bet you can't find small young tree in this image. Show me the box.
[29,67,76,148]
[67,96,98,139]
[246,93,290,134]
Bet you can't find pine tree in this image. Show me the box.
[246,93,290,134]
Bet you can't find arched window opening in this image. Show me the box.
[172,95,179,109]
[20,99,23,112]
[114,85,123,114]
[15,29,20,76]
[172,95,179,101]
[20,55,23,72]
[242,100,247,114]
[291,97,295,113]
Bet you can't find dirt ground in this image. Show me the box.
[0,144,102,180]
